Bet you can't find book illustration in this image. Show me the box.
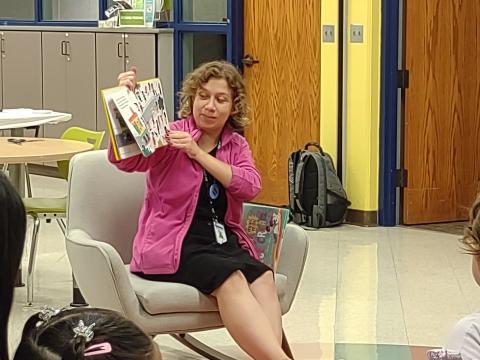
[242,204,290,270]
[102,78,170,160]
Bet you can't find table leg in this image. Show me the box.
[9,128,25,287]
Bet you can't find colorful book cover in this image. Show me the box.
[242,203,290,270]
[102,78,169,160]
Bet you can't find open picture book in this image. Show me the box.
[242,203,290,270]
[101,78,170,160]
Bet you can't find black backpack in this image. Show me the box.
[288,142,350,228]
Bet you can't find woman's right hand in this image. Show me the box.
[117,66,137,90]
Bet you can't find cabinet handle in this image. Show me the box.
[65,41,71,56]
[117,42,123,58]
[1,38,5,55]
[124,42,129,60]
[61,41,66,55]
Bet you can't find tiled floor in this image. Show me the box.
[7,175,480,359]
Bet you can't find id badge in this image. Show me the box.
[213,219,227,244]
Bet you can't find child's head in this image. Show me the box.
[14,308,161,360]
[461,195,480,286]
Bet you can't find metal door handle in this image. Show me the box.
[241,54,259,67]
[1,38,6,55]
[60,41,66,55]
[65,41,71,56]
[117,42,123,58]
[124,42,129,59]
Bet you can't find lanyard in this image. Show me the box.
[203,170,220,221]
[203,140,221,222]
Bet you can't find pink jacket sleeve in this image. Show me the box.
[108,143,168,173]
[227,138,262,201]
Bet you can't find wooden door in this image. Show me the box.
[1,31,42,109]
[403,1,480,224]
[243,0,321,206]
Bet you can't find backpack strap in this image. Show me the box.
[310,152,327,227]
[294,152,310,215]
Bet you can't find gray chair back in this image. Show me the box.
[67,150,145,263]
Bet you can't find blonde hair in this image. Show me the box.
[177,61,250,132]
[461,195,480,255]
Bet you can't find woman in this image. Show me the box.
[111,61,290,360]
[0,172,27,360]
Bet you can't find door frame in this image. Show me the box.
[171,0,243,117]
[379,0,402,226]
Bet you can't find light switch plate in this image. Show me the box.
[322,25,335,43]
[350,24,364,43]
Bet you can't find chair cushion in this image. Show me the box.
[128,266,287,315]
[23,196,67,214]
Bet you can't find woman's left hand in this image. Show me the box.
[167,131,204,159]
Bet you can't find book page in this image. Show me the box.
[134,79,169,148]
[102,87,141,159]
[102,78,170,159]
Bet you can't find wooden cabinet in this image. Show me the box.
[0,31,42,109]
[96,32,156,144]
[42,32,97,139]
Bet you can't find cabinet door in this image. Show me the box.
[42,31,68,133]
[96,33,125,141]
[1,31,42,109]
[45,32,97,139]
[124,34,156,81]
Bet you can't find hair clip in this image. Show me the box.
[37,306,65,326]
[84,342,112,357]
[73,320,96,343]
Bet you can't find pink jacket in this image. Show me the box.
[108,117,262,274]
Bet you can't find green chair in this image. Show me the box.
[23,127,105,305]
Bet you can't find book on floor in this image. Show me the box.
[242,203,290,270]
[102,78,170,160]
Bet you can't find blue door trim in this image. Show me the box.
[172,0,242,118]
[379,0,400,226]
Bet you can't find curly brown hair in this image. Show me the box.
[177,60,250,132]
[461,195,480,255]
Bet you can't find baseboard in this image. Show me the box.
[345,209,378,227]
[27,163,61,178]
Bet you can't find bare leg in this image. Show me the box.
[212,271,290,360]
[250,271,283,344]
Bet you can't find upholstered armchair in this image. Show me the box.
[65,150,309,360]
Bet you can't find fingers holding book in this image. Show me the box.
[117,66,138,90]
[167,131,202,159]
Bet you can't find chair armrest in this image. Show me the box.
[276,223,309,314]
[66,229,139,318]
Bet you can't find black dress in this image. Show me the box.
[133,149,271,294]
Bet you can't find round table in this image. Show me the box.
[0,110,72,198]
[0,137,93,165]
